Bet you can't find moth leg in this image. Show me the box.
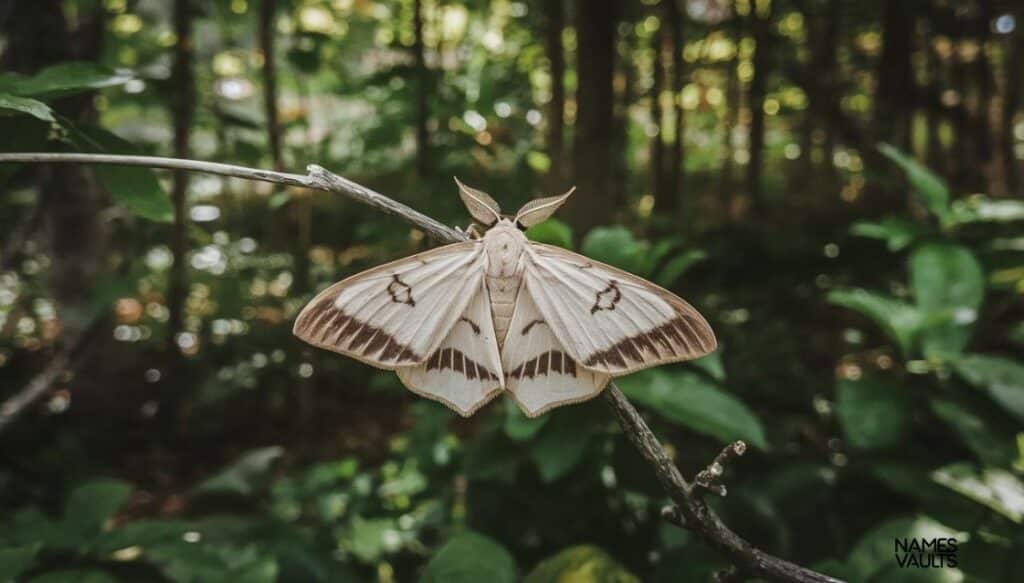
[464,223,486,240]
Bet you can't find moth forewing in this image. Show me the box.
[454,177,502,226]
[520,243,717,375]
[292,242,488,370]
[514,187,576,227]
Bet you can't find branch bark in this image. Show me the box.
[0,152,842,583]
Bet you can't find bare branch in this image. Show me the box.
[0,152,842,583]
[0,316,104,434]
[695,440,747,496]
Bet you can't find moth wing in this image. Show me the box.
[396,281,504,416]
[293,242,485,369]
[522,243,716,375]
[502,282,610,417]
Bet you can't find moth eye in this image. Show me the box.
[515,220,527,231]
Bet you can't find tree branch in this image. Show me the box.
[0,152,842,583]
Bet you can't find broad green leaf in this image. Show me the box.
[951,354,1024,422]
[504,400,549,441]
[877,143,951,223]
[827,288,921,356]
[932,463,1024,523]
[66,126,173,222]
[421,532,517,583]
[910,243,984,358]
[930,399,1016,467]
[529,407,595,482]
[0,94,55,122]
[850,216,924,251]
[0,543,40,581]
[846,515,964,582]
[870,462,988,531]
[835,377,912,449]
[0,62,132,97]
[194,446,284,496]
[617,369,767,449]
[525,218,573,249]
[654,249,707,288]
[63,479,133,539]
[525,545,639,583]
[582,226,645,274]
[0,115,50,183]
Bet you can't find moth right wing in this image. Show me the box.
[293,242,485,369]
[396,280,504,416]
[502,282,610,417]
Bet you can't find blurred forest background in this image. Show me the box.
[1,0,1024,581]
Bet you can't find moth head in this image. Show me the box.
[454,177,502,228]
[513,187,576,228]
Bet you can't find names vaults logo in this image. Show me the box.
[894,537,958,569]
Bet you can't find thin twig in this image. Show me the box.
[0,152,842,583]
[0,316,104,434]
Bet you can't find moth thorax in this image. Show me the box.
[483,223,525,279]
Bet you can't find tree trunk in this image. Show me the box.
[746,7,770,212]
[168,0,195,347]
[1,0,106,338]
[412,0,430,178]
[1002,14,1023,197]
[259,0,282,171]
[721,17,741,219]
[544,0,566,190]
[875,1,914,151]
[570,0,618,236]
[650,21,667,206]
[666,0,686,223]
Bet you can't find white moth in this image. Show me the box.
[293,181,717,417]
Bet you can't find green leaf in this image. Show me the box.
[617,369,767,449]
[877,143,951,223]
[846,515,964,582]
[0,62,132,98]
[654,250,707,288]
[690,351,726,381]
[951,354,1024,423]
[504,400,549,441]
[930,399,1016,467]
[421,532,517,583]
[0,94,55,122]
[529,407,595,482]
[850,216,924,252]
[0,543,40,581]
[581,227,645,274]
[348,516,396,562]
[194,446,284,496]
[836,377,912,449]
[29,570,120,583]
[827,288,921,356]
[932,463,1024,523]
[910,243,984,358]
[63,479,133,538]
[525,545,639,583]
[66,126,173,222]
[525,218,573,249]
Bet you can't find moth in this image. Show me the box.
[293,180,717,417]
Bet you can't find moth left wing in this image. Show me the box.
[397,280,504,416]
[502,282,610,417]
[293,242,485,369]
[522,243,716,375]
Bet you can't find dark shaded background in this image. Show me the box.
[1,0,1022,581]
